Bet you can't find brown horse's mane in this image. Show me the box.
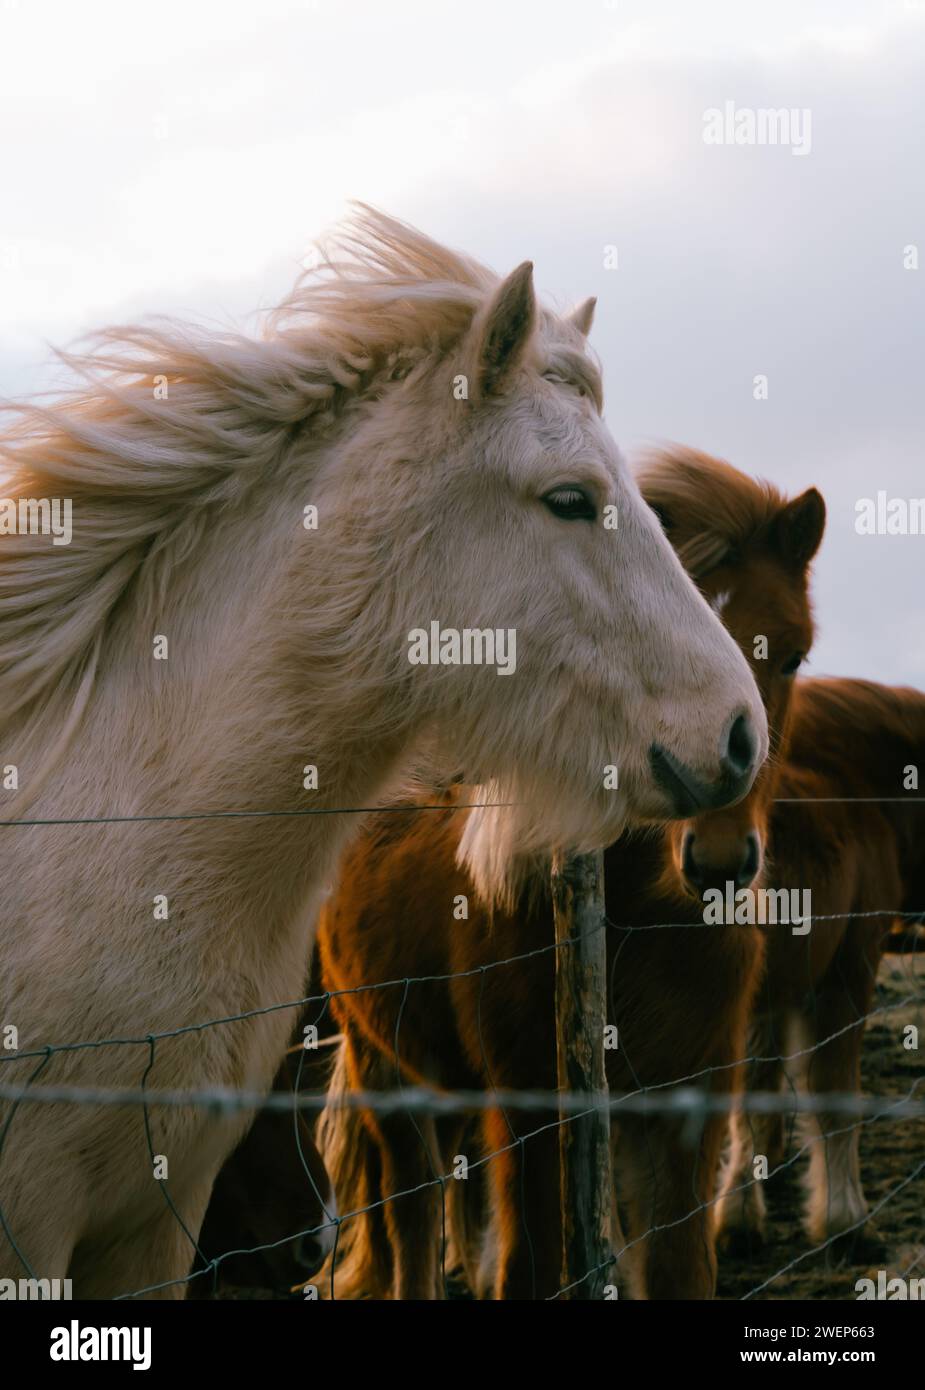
[636,445,786,578]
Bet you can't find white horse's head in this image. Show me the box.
[300,218,767,889]
[0,208,767,902]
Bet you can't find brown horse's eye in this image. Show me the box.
[781,652,805,676]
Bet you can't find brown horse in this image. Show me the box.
[315,447,827,1299]
[716,677,925,1256]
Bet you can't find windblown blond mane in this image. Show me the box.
[0,206,504,735]
[636,445,785,578]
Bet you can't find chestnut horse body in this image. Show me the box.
[717,678,925,1254]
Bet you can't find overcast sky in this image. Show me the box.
[1,0,922,684]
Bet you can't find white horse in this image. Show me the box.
[0,207,766,1296]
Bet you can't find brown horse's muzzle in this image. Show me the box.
[680,825,762,898]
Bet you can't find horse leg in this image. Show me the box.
[616,1114,719,1299]
[0,1138,85,1288]
[715,1046,784,1251]
[0,1199,77,1288]
[482,1107,562,1300]
[374,1107,447,1299]
[803,935,881,1252]
[69,1179,216,1300]
[435,1113,471,1286]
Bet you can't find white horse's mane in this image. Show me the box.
[0,206,509,732]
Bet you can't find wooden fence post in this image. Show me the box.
[551,848,612,1299]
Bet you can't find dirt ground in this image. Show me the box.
[716,949,925,1301]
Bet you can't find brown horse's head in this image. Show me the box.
[637,446,826,900]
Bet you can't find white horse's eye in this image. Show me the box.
[544,371,587,399]
[542,486,597,522]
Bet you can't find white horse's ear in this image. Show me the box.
[470,260,536,396]
[568,296,596,337]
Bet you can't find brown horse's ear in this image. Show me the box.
[772,487,826,567]
[567,296,596,337]
[469,260,536,397]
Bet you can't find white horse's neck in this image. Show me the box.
[35,421,417,949]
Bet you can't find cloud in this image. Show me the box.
[1,0,922,683]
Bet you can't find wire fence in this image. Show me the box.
[1,797,923,1303]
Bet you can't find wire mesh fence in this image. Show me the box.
[1,801,923,1302]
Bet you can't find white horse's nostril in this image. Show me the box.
[722,712,759,779]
